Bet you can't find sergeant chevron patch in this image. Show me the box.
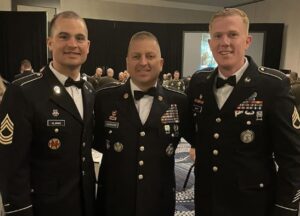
[292,107,300,129]
[0,114,14,145]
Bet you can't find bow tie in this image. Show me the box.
[216,75,236,89]
[134,87,157,100]
[64,78,84,89]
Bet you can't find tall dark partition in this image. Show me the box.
[83,19,284,78]
[0,11,47,81]
[0,12,283,80]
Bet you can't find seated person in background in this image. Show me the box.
[84,67,104,90]
[106,67,114,78]
[168,70,185,92]
[118,71,126,83]
[14,59,35,80]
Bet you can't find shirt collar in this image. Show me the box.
[218,57,249,83]
[49,62,81,85]
[130,79,157,98]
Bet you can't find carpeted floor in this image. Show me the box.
[175,140,195,215]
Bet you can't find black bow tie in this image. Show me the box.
[134,87,157,100]
[216,75,236,89]
[64,78,84,89]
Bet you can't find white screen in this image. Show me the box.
[182,32,265,77]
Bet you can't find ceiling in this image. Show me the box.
[164,0,264,8]
[104,0,264,12]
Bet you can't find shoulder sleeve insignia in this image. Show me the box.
[0,114,14,145]
[292,106,300,129]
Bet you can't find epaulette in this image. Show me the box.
[162,85,186,95]
[192,70,213,82]
[96,82,123,93]
[258,66,286,80]
[83,80,94,91]
[12,73,43,86]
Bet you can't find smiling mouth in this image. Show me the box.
[219,51,232,55]
[64,52,80,56]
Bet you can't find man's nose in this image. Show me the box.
[138,56,148,65]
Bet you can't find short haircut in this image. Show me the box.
[127,31,161,56]
[209,8,250,34]
[49,11,88,37]
[20,59,31,67]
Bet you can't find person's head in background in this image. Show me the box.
[20,59,33,73]
[126,31,164,91]
[47,11,90,79]
[106,68,114,78]
[208,8,252,77]
[163,73,168,80]
[118,72,125,82]
[0,76,6,103]
[167,73,172,80]
[173,70,180,80]
[95,67,103,77]
[123,70,130,79]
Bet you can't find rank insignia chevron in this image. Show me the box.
[0,114,14,145]
[292,107,300,129]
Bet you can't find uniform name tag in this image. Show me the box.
[47,120,65,127]
[105,121,119,129]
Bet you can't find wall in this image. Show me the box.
[60,0,213,23]
[1,0,299,73]
[0,0,11,10]
[240,0,300,73]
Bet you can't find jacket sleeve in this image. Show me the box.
[0,85,33,216]
[270,77,300,216]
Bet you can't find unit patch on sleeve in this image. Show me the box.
[0,114,14,145]
[292,106,300,129]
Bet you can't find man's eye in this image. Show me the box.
[213,34,221,39]
[229,32,238,38]
[59,35,68,40]
[76,35,86,41]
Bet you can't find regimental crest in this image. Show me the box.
[0,114,14,145]
[48,138,61,150]
[292,107,300,129]
[52,109,59,117]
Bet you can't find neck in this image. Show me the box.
[131,80,156,92]
[52,62,80,80]
[219,59,246,78]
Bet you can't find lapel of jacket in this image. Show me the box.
[144,84,170,127]
[81,82,94,125]
[116,81,142,128]
[44,66,83,123]
[220,58,258,113]
[202,70,220,113]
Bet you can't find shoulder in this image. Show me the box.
[162,85,187,103]
[191,70,212,81]
[257,66,287,81]
[95,82,123,95]
[162,85,186,96]
[83,79,95,92]
[12,72,43,87]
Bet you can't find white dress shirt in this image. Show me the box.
[50,63,84,119]
[214,58,249,109]
[130,79,156,125]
